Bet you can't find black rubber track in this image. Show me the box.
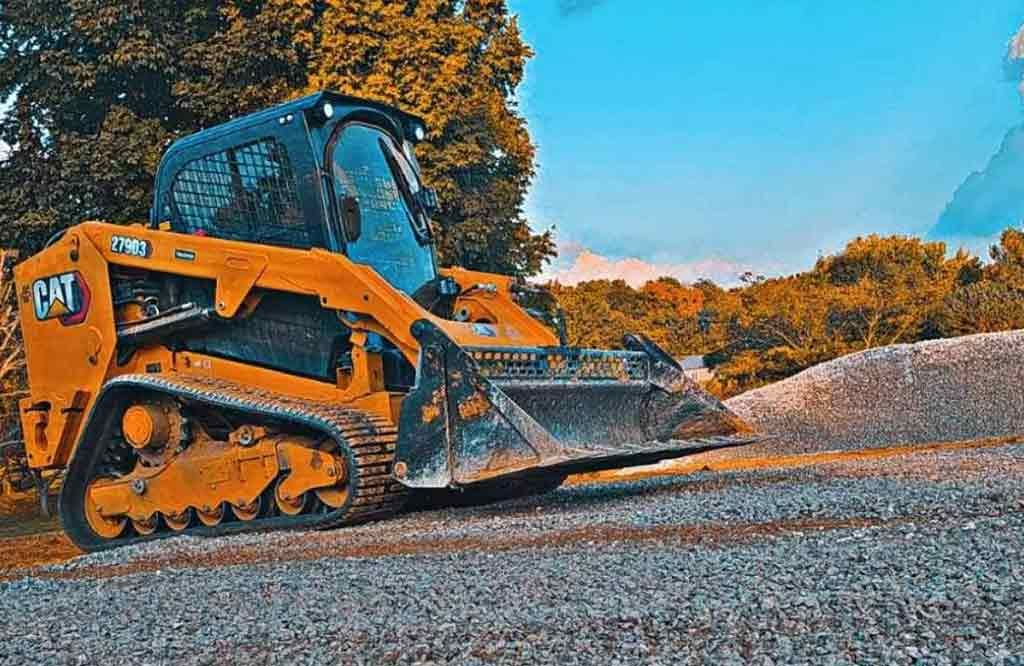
[60,374,409,552]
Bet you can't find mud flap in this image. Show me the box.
[394,320,757,489]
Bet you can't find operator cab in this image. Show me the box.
[151,92,440,296]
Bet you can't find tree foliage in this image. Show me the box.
[552,232,1024,398]
[0,0,552,274]
[548,278,704,357]
[309,0,552,275]
[0,0,317,251]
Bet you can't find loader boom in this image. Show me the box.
[14,92,756,551]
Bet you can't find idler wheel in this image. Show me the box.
[274,476,312,516]
[83,478,127,540]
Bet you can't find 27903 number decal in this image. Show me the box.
[110,235,151,258]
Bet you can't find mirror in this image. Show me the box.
[414,187,440,216]
[340,195,361,242]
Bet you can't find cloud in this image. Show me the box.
[559,0,607,18]
[538,241,753,287]
[1005,24,1024,85]
[929,123,1024,243]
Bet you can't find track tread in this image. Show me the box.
[61,374,410,551]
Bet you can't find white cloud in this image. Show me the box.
[537,241,753,287]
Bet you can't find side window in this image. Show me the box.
[170,138,310,249]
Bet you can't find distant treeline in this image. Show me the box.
[550,230,1024,398]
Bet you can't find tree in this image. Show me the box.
[696,236,974,397]
[936,281,1024,337]
[309,0,553,276]
[0,0,553,276]
[986,228,1024,288]
[0,0,317,252]
[702,273,845,397]
[0,250,25,441]
[815,235,968,349]
[549,277,705,357]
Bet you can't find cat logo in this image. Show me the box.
[32,271,90,326]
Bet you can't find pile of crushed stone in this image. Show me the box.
[718,330,1024,457]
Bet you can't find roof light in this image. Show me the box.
[412,123,426,142]
[322,102,335,119]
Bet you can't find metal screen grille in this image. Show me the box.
[468,348,650,383]
[171,138,309,249]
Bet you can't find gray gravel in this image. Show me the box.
[723,330,1024,456]
[3,444,1024,665]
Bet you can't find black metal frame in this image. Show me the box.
[169,137,309,249]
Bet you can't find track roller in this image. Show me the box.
[230,491,272,522]
[196,504,225,527]
[59,376,410,551]
[132,515,159,536]
[164,508,194,532]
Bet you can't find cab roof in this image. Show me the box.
[164,91,427,156]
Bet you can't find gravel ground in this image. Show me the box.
[2,443,1024,665]
[721,330,1024,458]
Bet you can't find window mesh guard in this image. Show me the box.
[171,138,309,249]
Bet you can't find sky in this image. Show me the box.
[510,1,1024,285]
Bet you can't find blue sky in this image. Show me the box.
[510,1,1024,282]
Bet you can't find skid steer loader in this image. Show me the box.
[15,92,756,551]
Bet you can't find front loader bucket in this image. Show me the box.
[394,320,757,488]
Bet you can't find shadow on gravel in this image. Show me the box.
[400,471,803,525]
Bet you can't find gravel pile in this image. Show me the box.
[721,330,1024,457]
[2,444,1023,664]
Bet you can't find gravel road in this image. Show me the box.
[2,442,1023,665]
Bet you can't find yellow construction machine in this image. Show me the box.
[14,93,756,551]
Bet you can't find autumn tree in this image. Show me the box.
[936,281,1024,336]
[0,0,552,275]
[550,278,705,357]
[693,235,976,397]
[933,228,1024,337]
[309,0,553,275]
[0,0,317,252]
[986,228,1024,288]
[0,250,24,442]
[702,274,844,396]
[815,235,969,349]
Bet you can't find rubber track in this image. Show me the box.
[61,373,409,551]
